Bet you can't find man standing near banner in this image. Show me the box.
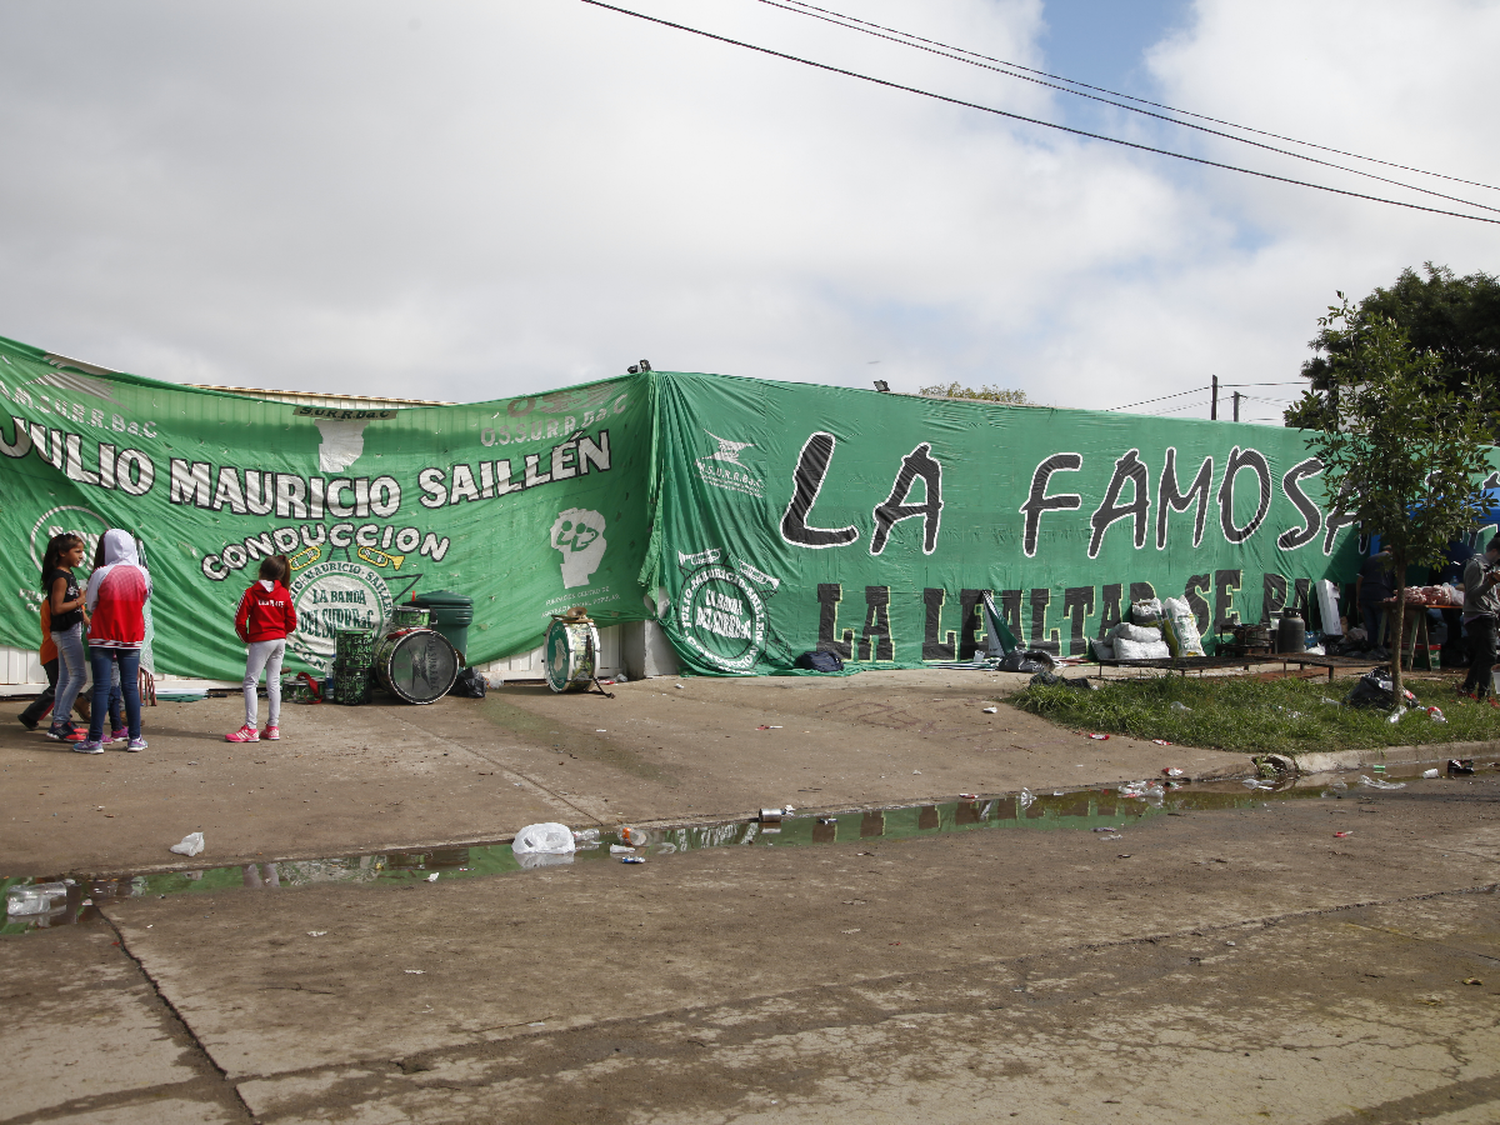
[1439,539,1475,668]
[1460,537,1500,701]
[1355,549,1393,651]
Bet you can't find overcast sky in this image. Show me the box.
[2,0,1497,421]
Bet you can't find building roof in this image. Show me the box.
[189,384,452,410]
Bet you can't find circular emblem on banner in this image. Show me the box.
[288,559,395,669]
[678,565,768,673]
[30,505,111,570]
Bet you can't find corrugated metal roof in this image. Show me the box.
[189,384,452,410]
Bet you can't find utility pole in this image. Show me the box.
[1232,391,1242,422]
[1211,374,1218,420]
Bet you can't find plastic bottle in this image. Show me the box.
[5,882,67,916]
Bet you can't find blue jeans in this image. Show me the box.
[88,648,141,742]
[106,662,124,731]
[51,624,87,730]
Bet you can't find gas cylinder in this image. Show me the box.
[1277,606,1306,654]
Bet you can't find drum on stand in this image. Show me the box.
[374,627,459,704]
[546,617,601,693]
[331,627,377,706]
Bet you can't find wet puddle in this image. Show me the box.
[5,760,1493,935]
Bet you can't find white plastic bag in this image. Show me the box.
[1114,637,1171,661]
[169,832,205,857]
[1113,621,1162,644]
[1161,596,1206,658]
[1130,598,1163,626]
[512,822,576,869]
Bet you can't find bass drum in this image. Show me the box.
[545,618,600,693]
[374,627,459,704]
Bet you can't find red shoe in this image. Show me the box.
[260,725,280,741]
[46,724,85,742]
[225,724,260,743]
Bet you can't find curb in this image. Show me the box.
[1285,739,1500,775]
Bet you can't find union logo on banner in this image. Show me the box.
[676,553,780,674]
[695,430,765,499]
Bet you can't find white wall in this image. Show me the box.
[469,624,623,683]
[0,645,43,690]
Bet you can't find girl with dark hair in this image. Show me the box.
[227,554,297,743]
[41,532,91,747]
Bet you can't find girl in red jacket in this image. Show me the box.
[228,554,297,743]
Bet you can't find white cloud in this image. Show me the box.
[0,0,1495,415]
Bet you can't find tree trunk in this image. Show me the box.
[1390,550,1406,705]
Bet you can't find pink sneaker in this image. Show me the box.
[225,724,260,743]
[260,725,280,741]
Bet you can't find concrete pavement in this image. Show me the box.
[3,669,1499,1123]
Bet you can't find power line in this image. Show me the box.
[1155,397,1215,416]
[1219,380,1306,387]
[764,0,1500,196]
[753,0,1500,216]
[580,1,1500,226]
[1103,386,1207,412]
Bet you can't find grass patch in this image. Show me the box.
[1009,674,1500,756]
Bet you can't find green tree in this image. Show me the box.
[1294,296,1493,700]
[1286,263,1500,429]
[918,382,1029,404]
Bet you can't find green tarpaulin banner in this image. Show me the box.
[643,372,1364,674]
[0,336,654,680]
[0,335,1383,680]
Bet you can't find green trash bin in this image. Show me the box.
[411,590,474,661]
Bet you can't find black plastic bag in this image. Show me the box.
[452,667,487,698]
[794,650,845,672]
[1345,668,1393,709]
[1000,650,1054,674]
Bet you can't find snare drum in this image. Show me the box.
[335,627,376,665]
[374,627,459,704]
[545,618,600,693]
[390,605,430,629]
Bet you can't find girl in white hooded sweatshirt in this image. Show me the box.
[82,529,151,752]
